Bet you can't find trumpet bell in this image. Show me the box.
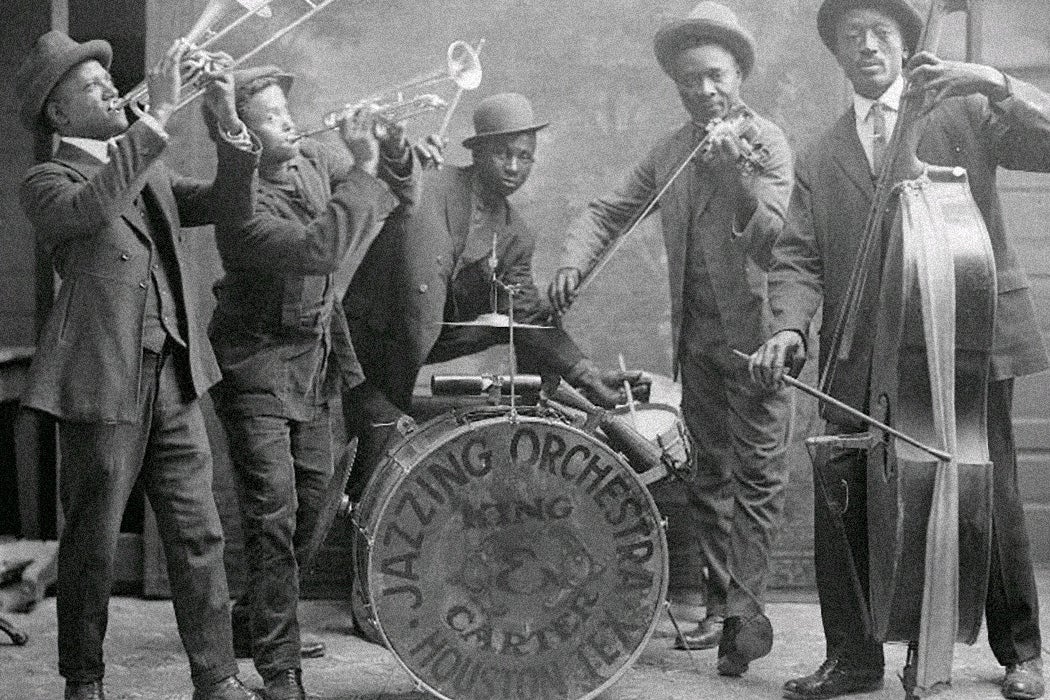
[448,40,482,91]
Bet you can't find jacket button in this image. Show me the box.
[120,253,130,261]
[418,283,428,293]
[139,282,148,289]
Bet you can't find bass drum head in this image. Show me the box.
[358,414,668,700]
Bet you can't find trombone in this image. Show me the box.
[115,0,343,113]
[294,39,484,142]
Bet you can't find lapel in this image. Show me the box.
[829,111,875,202]
[450,166,506,278]
[52,138,156,241]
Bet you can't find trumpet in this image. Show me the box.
[293,39,484,142]
[114,0,343,113]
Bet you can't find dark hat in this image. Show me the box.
[653,2,756,79]
[229,65,294,110]
[462,93,549,150]
[15,30,113,131]
[817,0,924,54]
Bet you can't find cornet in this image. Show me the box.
[114,0,342,113]
[293,39,484,142]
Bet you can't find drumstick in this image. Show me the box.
[619,353,639,428]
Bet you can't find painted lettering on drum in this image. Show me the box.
[381,583,423,609]
[382,520,424,550]
[409,628,574,700]
[393,490,435,526]
[460,495,574,529]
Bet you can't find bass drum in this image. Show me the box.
[351,409,668,700]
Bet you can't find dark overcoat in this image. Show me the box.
[20,120,257,422]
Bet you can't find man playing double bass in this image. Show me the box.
[750,1,1048,698]
[549,1,794,678]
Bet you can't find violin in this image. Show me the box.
[570,105,770,300]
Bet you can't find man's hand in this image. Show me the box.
[906,52,1011,108]
[374,113,410,162]
[202,68,243,136]
[146,38,191,126]
[699,119,746,169]
[548,267,582,315]
[567,358,652,409]
[415,134,447,170]
[749,329,806,390]
[341,104,381,177]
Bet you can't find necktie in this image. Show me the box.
[869,101,888,175]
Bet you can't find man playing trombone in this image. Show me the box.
[15,31,260,700]
[203,65,426,700]
[548,2,794,677]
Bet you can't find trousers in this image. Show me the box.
[679,345,792,618]
[56,347,236,688]
[216,406,333,680]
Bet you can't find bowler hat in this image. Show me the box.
[817,0,924,54]
[461,93,549,150]
[654,2,756,79]
[15,30,113,132]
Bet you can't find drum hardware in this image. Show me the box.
[294,39,484,141]
[299,437,358,575]
[440,312,552,330]
[115,0,344,113]
[431,374,544,405]
[618,353,639,427]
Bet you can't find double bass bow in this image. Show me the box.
[818,0,994,697]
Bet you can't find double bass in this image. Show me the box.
[818,0,995,696]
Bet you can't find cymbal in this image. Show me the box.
[441,312,553,329]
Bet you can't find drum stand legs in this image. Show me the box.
[664,600,703,675]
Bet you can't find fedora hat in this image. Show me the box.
[462,93,548,150]
[15,30,113,131]
[817,0,924,54]
[654,2,756,78]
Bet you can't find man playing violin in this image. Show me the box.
[750,0,1049,698]
[548,1,794,677]
[203,66,423,700]
[15,31,261,700]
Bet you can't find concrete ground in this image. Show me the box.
[2,570,1047,700]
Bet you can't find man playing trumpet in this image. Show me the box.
[16,32,260,700]
[203,66,428,700]
[548,2,794,677]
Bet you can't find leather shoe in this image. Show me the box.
[65,680,105,700]
[716,613,774,677]
[783,658,883,699]
[1003,657,1044,700]
[232,617,326,659]
[262,668,306,700]
[192,675,260,700]
[673,614,724,650]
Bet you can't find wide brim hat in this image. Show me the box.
[817,0,924,54]
[462,92,548,150]
[654,2,756,79]
[16,30,113,131]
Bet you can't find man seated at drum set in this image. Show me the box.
[13,0,1048,698]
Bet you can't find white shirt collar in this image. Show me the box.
[60,136,116,164]
[853,74,905,122]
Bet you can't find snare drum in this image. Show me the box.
[351,409,668,700]
[609,403,690,467]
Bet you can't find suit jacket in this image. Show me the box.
[561,108,793,374]
[345,164,583,406]
[769,75,1050,423]
[20,119,258,422]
